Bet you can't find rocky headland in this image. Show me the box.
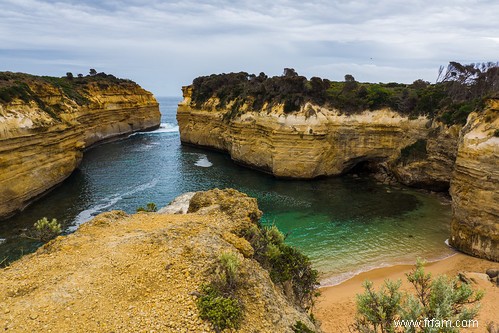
[177,65,498,261]
[0,189,318,333]
[0,72,160,220]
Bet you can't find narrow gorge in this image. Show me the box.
[0,72,161,220]
[177,69,498,261]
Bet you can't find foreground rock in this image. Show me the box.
[0,189,317,332]
[0,72,160,219]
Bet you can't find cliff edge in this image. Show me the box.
[0,189,318,333]
[0,72,161,219]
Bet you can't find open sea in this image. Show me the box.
[0,97,455,285]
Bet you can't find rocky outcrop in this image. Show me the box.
[0,189,318,332]
[178,86,438,179]
[0,73,160,219]
[450,100,499,261]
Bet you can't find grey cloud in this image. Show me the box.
[0,0,498,95]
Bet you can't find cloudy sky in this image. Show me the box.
[1,0,498,96]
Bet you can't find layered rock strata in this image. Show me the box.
[450,101,499,261]
[178,87,498,261]
[0,189,317,332]
[0,75,160,219]
[178,87,436,179]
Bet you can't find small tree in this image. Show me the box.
[31,217,62,242]
[351,260,483,333]
[136,202,158,212]
[89,68,97,76]
[66,72,74,80]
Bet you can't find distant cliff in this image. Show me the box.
[0,72,160,219]
[177,66,498,261]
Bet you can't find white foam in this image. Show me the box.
[194,155,213,167]
[129,123,179,137]
[68,178,159,231]
[152,123,179,134]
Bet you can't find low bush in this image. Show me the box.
[292,320,316,333]
[351,259,484,332]
[196,283,243,332]
[241,224,319,309]
[215,251,241,292]
[31,217,62,242]
[136,202,158,212]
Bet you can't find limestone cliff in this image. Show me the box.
[178,75,498,262]
[0,72,160,219]
[178,86,451,181]
[450,100,499,261]
[0,189,318,333]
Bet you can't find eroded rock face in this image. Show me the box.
[178,86,434,179]
[0,189,317,332]
[0,77,160,219]
[390,123,461,191]
[450,101,499,261]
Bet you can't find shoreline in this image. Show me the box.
[314,252,499,332]
[319,250,458,287]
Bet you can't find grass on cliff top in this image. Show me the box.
[190,62,499,125]
[0,71,139,112]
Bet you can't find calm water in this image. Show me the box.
[0,97,455,284]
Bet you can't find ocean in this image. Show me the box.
[0,97,455,284]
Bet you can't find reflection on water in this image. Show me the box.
[0,97,454,283]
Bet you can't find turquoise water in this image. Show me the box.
[0,97,455,283]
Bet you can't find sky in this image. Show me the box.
[1,0,498,96]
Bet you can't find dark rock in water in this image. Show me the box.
[486,268,499,279]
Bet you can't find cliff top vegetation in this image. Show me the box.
[190,62,499,125]
[0,70,140,107]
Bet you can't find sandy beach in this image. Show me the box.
[314,253,499,332]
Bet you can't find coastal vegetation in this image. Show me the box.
[240,224,320,310]
[0,70,138,117]
[136,202,158,212]
[196,252,243,331]
[351,260,483,333]
[190,62,499,125]
[26,217,62,242]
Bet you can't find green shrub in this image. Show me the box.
[216,251,241,292]
[398,139,428,165]
[196,283,243,332]
[351,259,483,332]
[493,129,499,137]
[292,320,316,333]
[32,217,62,242]
[136,202,157,212]
[241,224,319,309]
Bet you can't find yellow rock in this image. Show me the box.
[0,76,160,219]
[450,100,499,261]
